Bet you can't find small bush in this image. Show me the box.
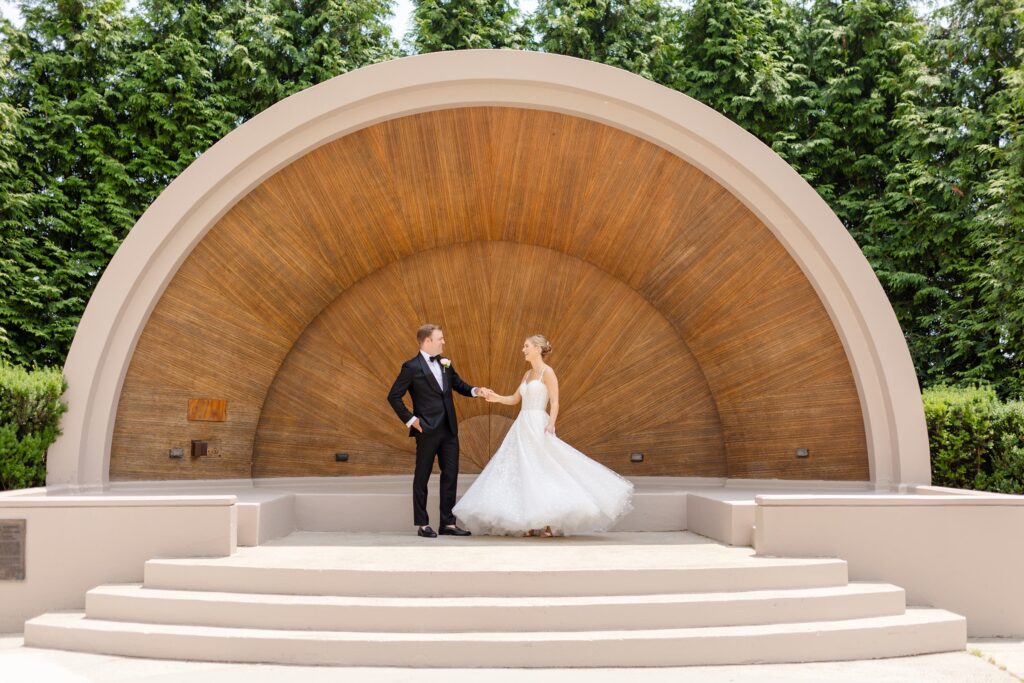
[0,362,67,491]
[924,384,1024,494]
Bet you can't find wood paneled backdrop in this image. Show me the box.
[109,107,869,482]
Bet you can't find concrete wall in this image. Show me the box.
[0,495,236,633]
[754,493,1024,636]
[8,478,1023,637]
[687,495,755,547]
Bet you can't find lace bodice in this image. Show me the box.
[519,369,550,412]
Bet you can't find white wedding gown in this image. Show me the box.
[453,369,634,536]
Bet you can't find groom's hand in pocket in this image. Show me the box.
[410,417,423,433]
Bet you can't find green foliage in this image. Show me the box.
[0,1,136,368]
[792,0,927,211]
[0,26,27,367]
[531,0,682,85]
[924,385,1024,493]
[0,0,400,369]
[675,0,814,152]
[970,3,1024,399]
[277,0,402,87]
[410,0,529,52]
[0,361,67,491]
[0,0,1022,406]
[872,0,1024,399]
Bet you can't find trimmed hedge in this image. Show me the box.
[924,384,1024,494]
[0,362,67,491]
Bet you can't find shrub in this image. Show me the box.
[924,384,1024,493]
[0,362,67,490]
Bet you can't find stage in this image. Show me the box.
[6,50,1024,667]
[21,526,964,667]
[4,475,1023,654]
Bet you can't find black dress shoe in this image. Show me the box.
[417,526,437,538]
[439,525,472,536]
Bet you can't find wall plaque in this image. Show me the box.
[188,398,228,422]
[0,519,26,581]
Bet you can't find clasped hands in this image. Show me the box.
[476,387,499,401]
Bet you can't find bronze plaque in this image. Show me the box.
[0,519,26,581]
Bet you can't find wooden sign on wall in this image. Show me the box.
[188,399,228,422]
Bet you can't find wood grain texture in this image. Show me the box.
[188,399,227,422]
[109,106,869,482]
[252,242,725,478]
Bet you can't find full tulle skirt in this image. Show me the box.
[453,409,634,536]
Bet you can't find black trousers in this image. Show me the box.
[412,420,459,527]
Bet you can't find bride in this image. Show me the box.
[452,335,634,537]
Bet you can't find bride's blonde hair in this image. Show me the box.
[526,334,552,357]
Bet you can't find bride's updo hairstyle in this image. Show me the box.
[527,334,552,357]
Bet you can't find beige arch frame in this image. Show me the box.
[47,50,930,490]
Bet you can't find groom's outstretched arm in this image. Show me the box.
[449,365,478,398]
[387,363,416,424]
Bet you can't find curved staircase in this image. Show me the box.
[24,531,966,667]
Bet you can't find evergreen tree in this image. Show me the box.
[531,0,682,86]
[0,23,27,362]
[134,0,400,140]
[277,0,402,88]
[0,0,400,367]
[0,0,1022,401]
[409,0,529,53]
[674,0,814,157]
[793,0,927,230]
[977,48,1024,394]
[902,0,1024,396]
[0,0,137,366]
[781,1,972,390]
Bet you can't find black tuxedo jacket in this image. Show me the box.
[387,354,476,437]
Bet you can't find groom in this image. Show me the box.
[387,324,489,538]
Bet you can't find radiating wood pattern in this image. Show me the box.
[252,242,725,477]
[109,106,869,482]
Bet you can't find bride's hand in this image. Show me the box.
[484,390,500,402]
[545,423,556,435]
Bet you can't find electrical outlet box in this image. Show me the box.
[335,452,349,462]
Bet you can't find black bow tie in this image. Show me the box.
[429,355,442,364]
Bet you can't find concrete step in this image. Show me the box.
[141,556,850,598]
[84,582,906,632]
[23,608,967,667]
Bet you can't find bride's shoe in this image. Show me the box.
[540,526,553,538]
